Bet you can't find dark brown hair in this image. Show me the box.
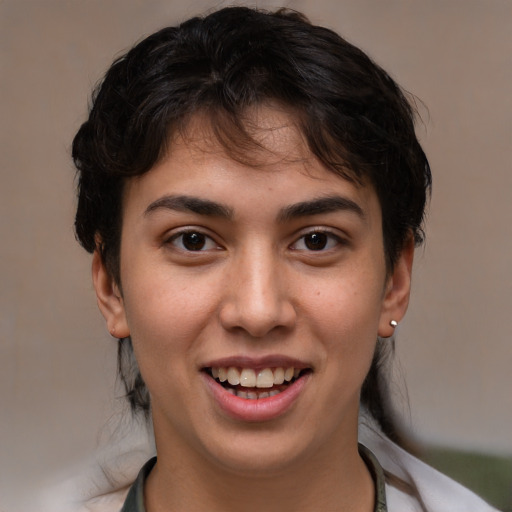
[72,7,431,439]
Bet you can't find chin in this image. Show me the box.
[198,428,322,477]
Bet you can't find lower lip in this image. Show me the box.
[203,372,310,422]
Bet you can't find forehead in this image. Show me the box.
[123,106,380,223]
[172,104,314,169]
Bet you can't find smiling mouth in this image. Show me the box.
[205,366,311,399]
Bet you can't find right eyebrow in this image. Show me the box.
[144,194,234,219]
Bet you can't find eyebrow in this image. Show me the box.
[277,195,365,222]
[144,195,234,219]
[144,194,364,222]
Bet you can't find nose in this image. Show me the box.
[219,247,297,338]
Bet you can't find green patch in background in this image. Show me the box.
[422,447,512,511]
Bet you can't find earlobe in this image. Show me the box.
[92,250,130,339]
[378,237,415,338]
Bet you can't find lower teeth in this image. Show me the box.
[226,388,281,399]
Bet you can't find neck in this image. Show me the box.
[145,426,374,512]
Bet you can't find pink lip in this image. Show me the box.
[202,370,310,422]
[202,355,310,370]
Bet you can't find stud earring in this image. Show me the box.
[390,320,398,328]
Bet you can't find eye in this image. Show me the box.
[168,230,220,251]
[291,230,342,251]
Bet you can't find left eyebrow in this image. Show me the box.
[277,195,365,222]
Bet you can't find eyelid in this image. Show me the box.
[289,227,347,251]
[164,227,223,252]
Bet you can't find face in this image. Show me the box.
[94,108,412,476]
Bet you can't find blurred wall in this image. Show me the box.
[1,0,510,509]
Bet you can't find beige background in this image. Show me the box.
[1,0,511,509]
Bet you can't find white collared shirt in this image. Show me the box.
[37,418,499,512]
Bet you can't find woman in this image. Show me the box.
[71,7,497,511]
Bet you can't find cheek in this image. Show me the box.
[304,268,384,376]
[120,271,219,370]
[307,271,384,338]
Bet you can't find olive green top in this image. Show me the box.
[120,443,387,512]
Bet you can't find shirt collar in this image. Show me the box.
[121,444,387,512]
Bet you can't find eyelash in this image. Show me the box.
[166,230,221,252]
[290,229,345,252]
[165,228,345,253]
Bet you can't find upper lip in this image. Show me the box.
[201,355,312,371]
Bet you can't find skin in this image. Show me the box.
[93,108,413,512]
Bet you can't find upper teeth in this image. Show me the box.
[212,367,301,388]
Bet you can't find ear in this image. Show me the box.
[378,236,415,338]
[92,250,130,339]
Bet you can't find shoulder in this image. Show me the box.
[359,422,499,512]
[36,424,153,512]
[37,476,130,512]
[80,489,130,512]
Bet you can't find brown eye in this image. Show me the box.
[182,232,206,251]
[169,231,219,251]
[304,232,328,250]
[290,230,342,252]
